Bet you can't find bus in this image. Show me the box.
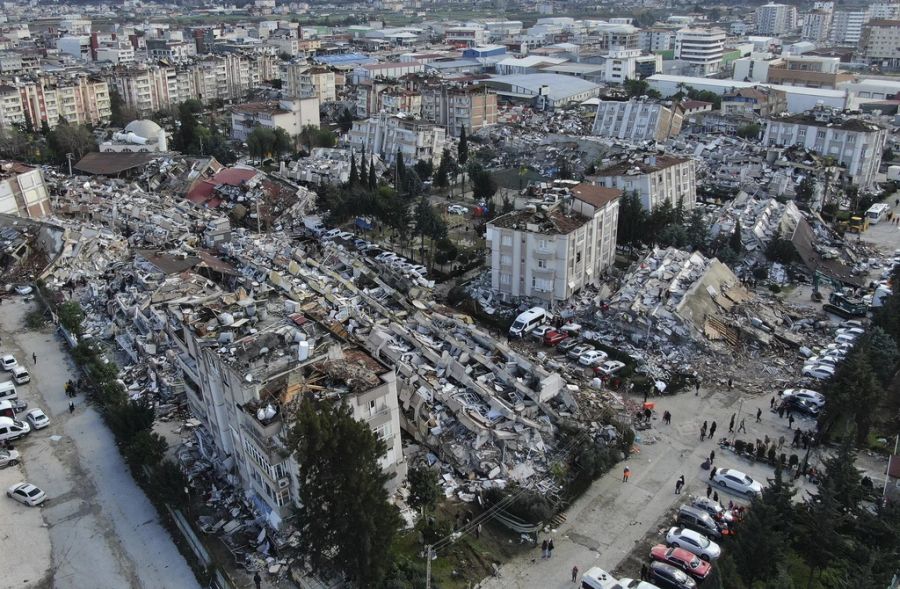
[866,203,890,225]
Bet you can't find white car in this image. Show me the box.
[447,205,469,215]
[781,388,825,408]
[802,364,835,380]
[25,408,50,430]
[836,327,864,337]
[665,527,722,561]
[842,319,864,329]
[834,334,859,346]
[822,344,849,358]
[595,360,626,376]
[712,468,763,497]
[578,350,609,367]
[1,354,18,371]
[14,285,32,295]
[0,449,20,469]
[530,325,553,341]
[7,482,46,507]
[321,228,341,240]
[804,355,840,368]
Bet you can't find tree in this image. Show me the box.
[736,123,761,139]
[434,148,453,188]
[124,430,168,469]
[623,78,650,98]
[457,127,468,167]
[106,398,156,444]
[413,159,433,181]
[730,219,743,254]
[862,327,898,387]
[556,156,572,180]
[684,208,709,251]
[57,300,85,336]
[47,123,97,163]
[247,127,275,159]
[175,99,203,153]
[407,466,440,512]
[395,148,406,190]
[109,88,137,128]
[617,191,647,249]
[299,125,337,151]
[287,397,402,587]
[273,127,292,155]
[796,175,816,202]
[368,159,377,190]
[765,238,798,264]
[468,162,497,202]
[338,108,354,133]
[349,152,359,186]
[359,147,367,181]
[821,348,882,442]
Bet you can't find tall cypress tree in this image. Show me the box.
[368,159,377,189]
[348,153,358,186]
[395,148,406,191]
[359,147,367,183]
[458,127,468,166]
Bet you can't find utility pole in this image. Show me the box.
[66,152,74,177]
[730,398,744,444]
[425,544,433,589]
[884,434,899,500]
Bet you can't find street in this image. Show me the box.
[0,299,199,589]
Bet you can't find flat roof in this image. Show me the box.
[73,152,159,175]
[490,207,588,234]
[571,183,622,208]
[485,73,600,101]
[596,154,692,176]
[648,74,847,98]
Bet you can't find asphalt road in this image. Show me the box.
[0,298,199,589]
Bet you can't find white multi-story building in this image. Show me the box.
[3,75,112,129]
[486,183,621,302]
[591,99,683,141]
[57,35,92,60]
[231,98,320,141]
[484,20,523,41]
[755,3,799,36]
[639,29,676,52]
[674,28,727,75]
[830,10,867,46]
[869,4,900,20]
[95,46,136,65]
[348,113,446,166]
[0,162,51,219]
[593,155,697,211]
[280,63,335,102]
[802,9,833,42]
[859,19,900,70]
[601,48,644,84]
[444,24,488,47]
[762,107,887,187]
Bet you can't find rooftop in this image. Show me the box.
[769,112,885,132]
[484,73,600,102]
[231,101,291,115]
[596,154,692,176]
[489,206,589,235]
[570,183,622,208]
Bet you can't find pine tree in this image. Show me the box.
[395,148,406,192]
[368,159,377,190]
[458,127,468,166]
[359,147,367,183]
[349,153,358,186]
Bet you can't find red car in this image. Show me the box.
[543,330,570,346]
[649,544,712,580]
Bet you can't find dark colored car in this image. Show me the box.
[543,330,570,346]
[782,396,820,416]
[557,337,581,354]
[649,545,712,580]
[648,561,697,589]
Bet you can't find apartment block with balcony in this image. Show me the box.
[802,9,832,42]
[755,3,798,36]
[859,20,900,70]
[15,74,111,129]
[766,55,853,88]
[164,294,406,527]
[592,154,697,211]
[486,182,621,302]
[591,99,683,141]
[674,28,726,76]
[280,63,336,102]
[230,97,320,141]
[762,107,887,187]
[349,113,446,166]
[420,84,498,137]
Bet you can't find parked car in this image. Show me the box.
[802,364,835,380]
[322,228,341,240]
[11,366,29,385]
[14,285,32,296]
[712,468,763,497]
[650,544,712,580]
[25,408,50,430]
[7,482,46,506]
[567,344,594,361]
[0,416,30,442]
[804,355,840,368]
[557,338,581,354]
[782,396,820,417]
[1,354,18,371]
[689,496,735,524]
[594,360,626,377]
[578,350,609,367]
[544,330,570,346]
[842,319,864,329]
[665,527,722,561]
[780,388,825,408]
[0,449,20,469]
[531,325,554,341]
[834,334,858,346]
[676,505,724,539]
[648,561,697,589]
[836,327,864,337]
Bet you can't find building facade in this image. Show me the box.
[762,108,887,187]
[830,10,867,46]
[348,114,446,166]
[8,75,111,129]
[593,155,697,211]
[674,28,727,75]
[231,98,320,141]
[0,162,52,219]
[755,3,799,36]
[486,183,621,302]
[591,99,683,141]
[802,9,833,42]
[280,63,336,102]
[859,20,900,70]
[420,85,498,137]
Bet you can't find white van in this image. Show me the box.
[508,307,549,338]
[0,381,17,402]
[0,416,30,442]
[11,366,29,384]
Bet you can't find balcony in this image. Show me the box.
[240,403,288,459]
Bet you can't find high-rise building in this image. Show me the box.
[674,28,727,75]
[859,19,900,70]
[830,10,867,45]
[755,3,799,36]
[593,155,697,211]
[802,9,833,42]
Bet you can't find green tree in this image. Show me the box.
[407,466,440,512]
[287,397,402,587]
[765,238,797,264]
[730,219,743,254]
[414,159,433,180]
[360,147,367,181]
[468,162,497,202]
[862,327,899,386]
[435,148,453,188]
[124,430,168,469]
[298,125,337,151]
[617,191,647,249]
[368,159,377,190]
[821,349,881,443]
[623,78,650,98]
[175,99,203,153]
[457,127,468,167]
[247,127,276,159]
[685,208,709,251]
[338,108,354,133]
[106,398,156,444]
[273,127,292,155]
[736,123,761,139]
[147,460,188,505]
[349,152,359,186]
[395,148,406,190]
[57,300,85,336]
[47,123,97,163]
[796,176,816,202]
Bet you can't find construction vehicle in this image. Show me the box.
[823,291,868,318]
[847,216,869,233]
[833,212,869,234]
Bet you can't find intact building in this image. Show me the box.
[231,98,321,141]
[762,107,887,187]
[486,183,621,302]
[591,99,683,141]
[802,9,833,42]
[420,85,498,137]
[349,114,446,166]
[830,11,866,46]
[755,3,798,36]
[859,20,900,70]
[592,154,697,211]
[674,28,727,75]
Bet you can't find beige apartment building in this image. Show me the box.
[592,154,697,211]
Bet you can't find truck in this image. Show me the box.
[823,292,868,318]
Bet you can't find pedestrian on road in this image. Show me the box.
[709,421,717,438]
[663,410,671,425]
[778,435,785,450]
[68,401,74,414]
[695,381,700,396]
[728,377,733,389]
[756,408,762,423]
[709,450,715,463]
[254,571,261,589]
[623,466,631,482]
[713,491,719,503]
[32,352,36,364]
[700,424,707,442]
[476,523,482,539]
[738,418,746,433]
[770,397,775,409]
[641,563,649,581]
[572,565,579,583]
[542,539,549,559]
[548,539,555,558]
[709,466,717,481]
[675,478,683,494]
[792,429,802,447]
[706,484,712,498]
[729,414,735,433]
[788,414,795,429]
[778,405,785,419]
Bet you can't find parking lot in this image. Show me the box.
[0,298,199,589]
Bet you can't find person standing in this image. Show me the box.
[738,418,747,433]
[675,479,683,494]
[623,466,631,482]
[770,397,776,409]
[706,484,712,498]
[709,421,717,439]
[32,352,36,364]
[640,563,649,581]
[572,566,579,583]
[728,414,735,433]
[709,450,716,464]
[756,408,762,423]
[253,572,262,589]
[476,523,482,539]
[713,491,719,503]
[700,421,707,441]
[788,414,795,429]
[728,377,733,389]
[68,401,75,414]
[548,538,555,558]
[695,381,700,396]
[541,539,549,559]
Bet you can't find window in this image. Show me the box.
[500,254,513,266]
[501,234,512,246]
[576,252,582,263]
[537,259,547,269]
[499,272,511,285]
